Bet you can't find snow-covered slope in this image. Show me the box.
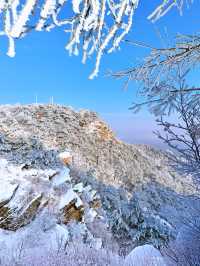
[0,104,199,261]
[0,104,196,194]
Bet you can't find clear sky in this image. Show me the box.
[0,1,199,147]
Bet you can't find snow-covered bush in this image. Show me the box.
[0,240,124,266]
[165,218,200,266]
[124,244,166,266]
[100,185,175,250]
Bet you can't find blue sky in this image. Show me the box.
[0,1,199,146]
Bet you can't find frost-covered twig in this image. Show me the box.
[0,0,193,78]
[148,0,193,22]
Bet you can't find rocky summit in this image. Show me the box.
[0,104,199,264]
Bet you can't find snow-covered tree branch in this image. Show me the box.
[113,33,200,90]
[131,65,200,177]
[0,0,192,78]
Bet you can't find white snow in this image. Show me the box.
[52,168,71,186]
[93,237,102,250]
[10,0,37,38]
[0,222,69,255]
[0,181,18,204]
[73,182,84,193]
[124,244,167,266]
[0,157,105,263]
[36,0,56,31]
[84,185,92,192]
[85,208,98,223]
[0,159,19,203]
[59,189,83,210]
[58,151,72,164]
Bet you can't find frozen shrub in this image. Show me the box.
[100,185,174,250]
[165,218,200,266]
[0,241,124,266]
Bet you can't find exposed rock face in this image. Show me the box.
[0,158,103,239]
[0,193,42,231]
[0,104,199,255]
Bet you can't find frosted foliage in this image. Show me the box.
[0,236,124,266]
[148,0,193,22]
[0,0,191,78]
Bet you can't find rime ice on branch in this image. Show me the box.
[0,0,192,78]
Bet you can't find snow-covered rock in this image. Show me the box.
[59,189,83,210]
[58,151,73,166]
[0,180,18,207]
[73,182,84,193]
[124,245,166,266]
[52,168,71,186]
[0,157,105,253]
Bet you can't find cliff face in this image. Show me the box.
[0,104,199,256]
